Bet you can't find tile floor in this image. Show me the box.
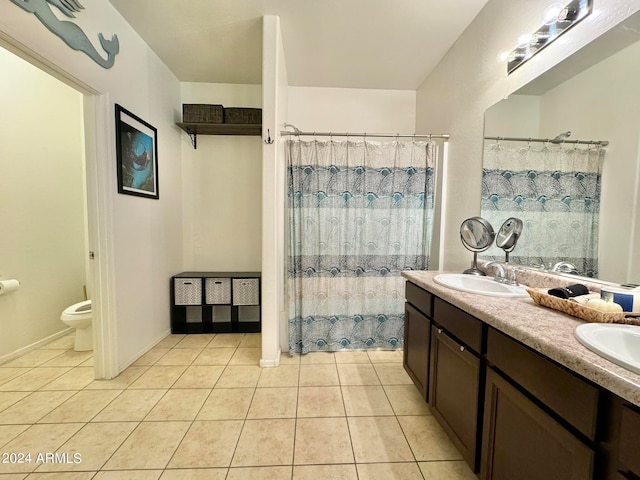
[0,333,477,479]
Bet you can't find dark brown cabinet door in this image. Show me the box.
[481,367,594,480]
[403,303,431,399]
[429,325,480,471]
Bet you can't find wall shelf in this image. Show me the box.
[176,122,261,149]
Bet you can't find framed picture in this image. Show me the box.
[115,104,159,199]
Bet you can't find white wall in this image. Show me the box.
[181,83,262,272]
[0,0,183,373]
[288,87,416,133]
[416,0,640,273]
[0,47,85,360]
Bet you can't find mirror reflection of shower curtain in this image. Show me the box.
[287,139,435,355]
[481,142,604,277]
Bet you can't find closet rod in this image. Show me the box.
[280,131,449,140]
[484,135,609,147]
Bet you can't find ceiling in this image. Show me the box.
[108,0,488,90]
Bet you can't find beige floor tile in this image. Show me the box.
[257,365,299,387]
[41,335,75,350]
[27,472,96,479]
[0,368,31,386]
[174,335,215,349]
[367,350,403,363]
[0,391,75,424]
[155,335,186,349]
[40,367,95,390]
[248,387,297,419]
[0,424,30,447]
[229,348,261,366]
[132,348,171,366]
[336,364,380,385]
[334,351,371,364]
[196,388,254,420]
[172,365,224,389]
[298,364,339,386]
[342,385,394,416]
[38,390,121,423]
[293,464,358,480]
[231,419,295,467]
[215,366,261,388]
[79,357,94,367]
[0,391,30,412]
[294,417,354,465]
[167,420,243,468]
[128,366,187,389]
[2,350,64,368]
[85,366,148,390]
[227,466,292,480]
[40,350,93,367]
[296,386,345,418]
[208,334,245,348]
[102,421,190,470]
[0,367,70,391]
[238,334,262,348]
[300,352,336,364]
[145,389,209,421]
[160,468,227,480]
[35,422,137,472]
[348,416,415,463]
[398,415,463,461]
[357,462,424,480]
[418,460,477,479]
[192,348,235,366]
[384,385,431,416]
[155,348,203,366]
[93,389,166,422]
[94,471,162,480]
[373,363,414,385]
[0,474,28,480]
[278,353,301,365]
[0,423,84,473]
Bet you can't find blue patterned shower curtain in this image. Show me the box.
[481,142,604,277]
[287,139,435,355]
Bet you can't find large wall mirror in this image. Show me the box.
[481,11,640,285]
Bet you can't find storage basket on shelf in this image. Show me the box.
[182,104,224,123]
[233,278,260,305]
[224,107,262,124]
[174,278,202,305]
[205,278,231,305]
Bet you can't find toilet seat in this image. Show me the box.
[61,300,92,321]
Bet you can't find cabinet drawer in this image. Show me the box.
[406,281,432,317]
[433,297,482,353]
[403,303,431,399]
[487,328,599,440]
[618,404,640,475]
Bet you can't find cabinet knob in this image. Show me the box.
[437,328,443,334]
[460,346,465,352]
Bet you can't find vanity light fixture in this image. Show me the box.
[504,0,592,74]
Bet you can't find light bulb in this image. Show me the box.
[496,50,510,63]
[542,2,564,25]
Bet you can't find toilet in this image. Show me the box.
[60,300,93,351]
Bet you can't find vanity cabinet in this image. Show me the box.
[617,404,640,479]
[403,282,433,399]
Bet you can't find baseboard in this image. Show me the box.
[0,328,74,365]
[260,346,281,368]
[118,327,172,372]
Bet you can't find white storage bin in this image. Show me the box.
[174,278,202,305]
[233,278,260,305]
[205,278,231,304]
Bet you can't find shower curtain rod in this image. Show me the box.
[280,131,449,140]
[484,135,609,147]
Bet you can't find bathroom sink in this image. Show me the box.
[433,273,529,298]
[575,323,640,375]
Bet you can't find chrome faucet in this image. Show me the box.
[485,261,523,286]
[551,261,579,274]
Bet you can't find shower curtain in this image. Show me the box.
[481,142,604,277]
[287,139,435,355]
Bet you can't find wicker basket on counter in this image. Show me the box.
[526,288,640,325]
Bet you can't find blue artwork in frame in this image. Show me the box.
[115,104,159,199]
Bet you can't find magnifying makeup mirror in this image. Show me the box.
[496,217,523,262]
[460,216,496,275]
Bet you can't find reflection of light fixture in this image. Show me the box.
[501,0,592,74]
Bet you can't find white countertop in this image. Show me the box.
[402,270,640,408]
